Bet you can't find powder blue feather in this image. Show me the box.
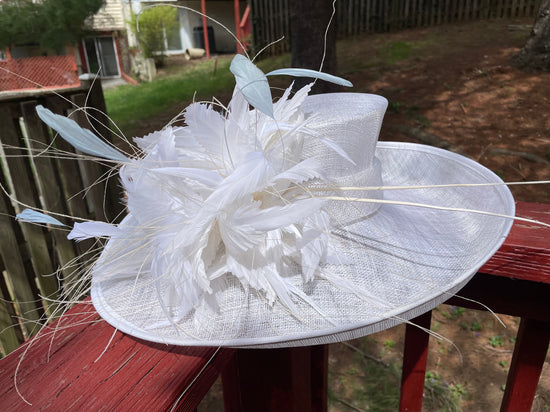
[230,54,354,118]
[36,106,129,163]
[16,209,65,226]
[230,54,274,118]
[266,68,353,87]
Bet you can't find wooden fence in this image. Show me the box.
[250,0,542,55]
[0,53,80,92]
[0,79,122,356]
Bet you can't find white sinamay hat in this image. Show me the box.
[27,56,514,348]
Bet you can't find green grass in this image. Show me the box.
[383,339,395,349]
[101,32,428,135]
[382,41,414,64]
[424,371,467,412]
[104,57,235,133]
[101,31,426,135]
[103,53,291,134]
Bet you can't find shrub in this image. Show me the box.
[131,6,179,66]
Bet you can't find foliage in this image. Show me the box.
[489,335,505,347]
[383,339,395,349]
[129,6,179,66]
[470,321,482,331]
[0,0,41,49]
[441,306,466,320]
[0,0,104,52]
[424,371,467,412]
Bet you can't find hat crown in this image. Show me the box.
[302,93,388,176]
[302,93,388,220]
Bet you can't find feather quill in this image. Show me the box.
[36,106,129,162]
[16,209,65,226]
[266,68,353,87]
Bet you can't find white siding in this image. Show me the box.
[88,0,125,31]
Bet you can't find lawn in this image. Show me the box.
[103,54,290,135]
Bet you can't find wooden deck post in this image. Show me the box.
[501,318,550,412]
[399,311,432,411]
[222,345,328,412]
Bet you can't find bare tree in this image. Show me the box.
[511,0,550,71]
[289,0,338,94]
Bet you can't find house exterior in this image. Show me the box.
[0,0,249,91]
[126,1,248,56]
[0,0,130,91]
[80,0,130,79]
[81,0,248,81]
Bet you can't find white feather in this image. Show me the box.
[68,221,119,241]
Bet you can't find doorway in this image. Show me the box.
[83,36,120,78]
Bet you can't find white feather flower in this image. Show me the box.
[114,83,349,316]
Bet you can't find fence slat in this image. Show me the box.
[250,0,541,54]
[0,105,60,316]
[520,0,527,16]
[0,171,43,338]
[0,274,24,355]
[68,94,111,221]
[20,101,80,301]
[0,80,119,357]
[44,99,92,228]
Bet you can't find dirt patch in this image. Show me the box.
[331,19,550,412]
[343,19,550,204]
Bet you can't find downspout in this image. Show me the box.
[234,0,243,54]
[201,0,210,59]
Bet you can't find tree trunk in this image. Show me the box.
[289,0,339,94]
[511,0,550,72]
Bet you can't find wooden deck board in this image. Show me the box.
[0,300,234,411]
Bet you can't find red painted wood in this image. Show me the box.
[222,345,328,412]
[311,344,329,412]
[0,299,234,411]
[201,0,210,59]
[221,352,240,412]
[480,202,550,283]
[399,311,432,412]
[446,273,550,321]
[501,318,550,412]
[400,202,550,411]
[447,202,550,410]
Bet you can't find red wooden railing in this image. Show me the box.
[0,201,548,411]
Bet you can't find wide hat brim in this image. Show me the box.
[91,141,514,348]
